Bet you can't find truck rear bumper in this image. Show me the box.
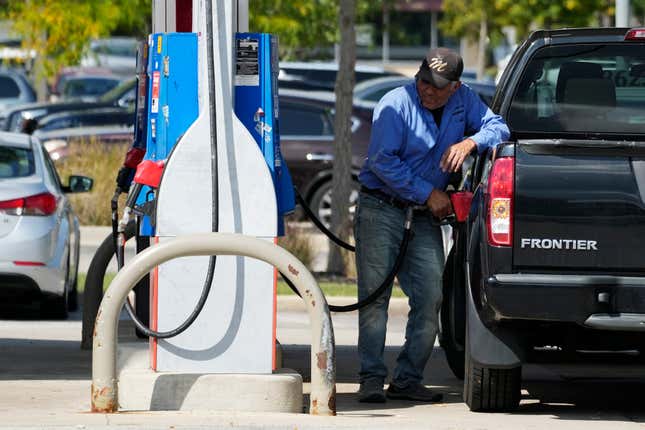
[485,274,645,327]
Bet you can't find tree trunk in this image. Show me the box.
[476,11,487,81]
[382,2,390,64]
[327,0,356,275]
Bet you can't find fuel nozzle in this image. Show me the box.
[115,147,146,194]
[118,159,166,234]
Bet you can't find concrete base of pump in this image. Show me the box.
[116,342,303,413]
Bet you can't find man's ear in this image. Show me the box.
[451,81,462,93]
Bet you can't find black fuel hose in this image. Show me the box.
[109,192,217,339]
[282,206,415,312]
[295,187,355,252]
[108,1,221,339]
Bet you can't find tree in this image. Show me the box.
[111,0,152,38]
[440,0,606,78]
[249,0,338,59]
[326,0,357,275]
[495,0,605,35]
[439,0,506,79]
[8,0,151,100]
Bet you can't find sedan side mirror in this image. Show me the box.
[63,175,93,193]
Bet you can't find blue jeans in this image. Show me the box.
[354,192,444,387]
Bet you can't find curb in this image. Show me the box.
[278,295,409,315]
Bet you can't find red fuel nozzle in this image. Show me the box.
[450,191,473,223]
[123,147,145,168]
[133,159,166,188]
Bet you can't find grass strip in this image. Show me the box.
[78,273,405,298]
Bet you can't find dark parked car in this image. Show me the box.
[0,69,36,121]
[278,89,374,226]
[3,77,135,133]
[58,75,122,102]
[279,61,403,92]
[49,66,115,101]
[354,76,496,105]
[279,77,495,226]
[33,107,134,133]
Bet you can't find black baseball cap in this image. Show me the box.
[415,47,464,89]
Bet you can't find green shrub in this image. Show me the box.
[56,141,129,226]
[278,224,313,269]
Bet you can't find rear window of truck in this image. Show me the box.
[508,43,645,135]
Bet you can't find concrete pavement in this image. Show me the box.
[1,300,645,429]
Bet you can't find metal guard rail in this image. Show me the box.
[91,232,336,416]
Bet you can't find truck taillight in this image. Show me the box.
[486,157,514,246]
[0,192,57,216]
[625,28,645,40]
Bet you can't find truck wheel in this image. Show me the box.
[440,252,465,379]
[464,344,521,412]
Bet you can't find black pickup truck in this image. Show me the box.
[440,27,645,412]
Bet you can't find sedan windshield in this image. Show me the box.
[508,43,645,135]
[0,146,34,178]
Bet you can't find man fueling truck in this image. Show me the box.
[86,0,645,417]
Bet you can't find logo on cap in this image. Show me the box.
[428,57,448,72]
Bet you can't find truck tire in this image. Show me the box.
[464,345,521,412]
[440,251,465,379]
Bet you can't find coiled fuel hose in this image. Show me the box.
[281,203,416,313]
[112,0,221,339]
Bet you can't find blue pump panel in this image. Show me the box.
[139,32,199,235]
[234,33,295,236]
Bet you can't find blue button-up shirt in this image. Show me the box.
[358,81,510,204]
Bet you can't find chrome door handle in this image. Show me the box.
[306,153,334,161]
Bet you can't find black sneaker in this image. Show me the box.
[386,383,443,402]
[358,380,386,403]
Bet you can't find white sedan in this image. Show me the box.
[0,132,92,318]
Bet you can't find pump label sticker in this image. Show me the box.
[235,38,259,86]
[151,71,160,113]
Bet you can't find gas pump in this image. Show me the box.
[113,0,288,374]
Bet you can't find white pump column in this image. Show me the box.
[152,0,278,373]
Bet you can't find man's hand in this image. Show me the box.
[440,138,477,173]
[426,189,452,219]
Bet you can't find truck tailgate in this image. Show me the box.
[513,140,645,271]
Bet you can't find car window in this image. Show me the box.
[40,144,62,189]
[363,87,394,102]
[117,87,136,108]
[0,76,20,98]
[63,78,120,97]
[41,118,74,131]
[355,71,397,83]
[508,43,645,135]
[99,78,135,103]
[0,145,34,178]
[280,103,333,136]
